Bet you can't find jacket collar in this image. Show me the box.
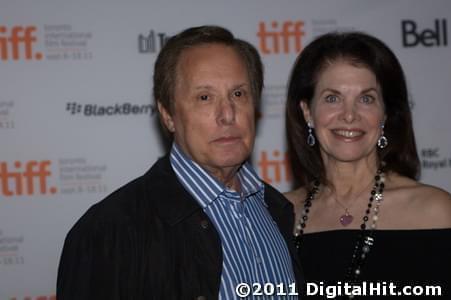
[144,155,292,226]
[169,143,264,209]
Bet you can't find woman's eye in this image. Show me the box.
[361,95,374,104]
[325,95,338,103]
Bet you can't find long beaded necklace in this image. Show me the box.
[293,169,385,281]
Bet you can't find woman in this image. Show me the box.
[284,32,451,297]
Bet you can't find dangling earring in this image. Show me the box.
[307,122,315,146]
[377,124,388,149]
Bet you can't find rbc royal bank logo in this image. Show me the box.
[257,20,305,54]
[402,19,448,47]
[0,26,43,60]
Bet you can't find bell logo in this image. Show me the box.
[0,160,57,196]
[402,19,448,47]
[258,150,292,184]
[0,26,43,61]
[257,20,305,54]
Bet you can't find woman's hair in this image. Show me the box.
[286,31,420,186]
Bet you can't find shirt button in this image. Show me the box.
[200,219,209,229]
[256,257,262,264]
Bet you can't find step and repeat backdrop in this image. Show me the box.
[1,0,450,298]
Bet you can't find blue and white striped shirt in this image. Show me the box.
[170,144,296,299]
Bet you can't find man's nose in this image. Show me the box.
[217,97,236,125]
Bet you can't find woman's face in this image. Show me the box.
[301,60,386,165]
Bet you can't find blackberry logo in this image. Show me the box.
[66,102,156,116]
[66,102,82,114]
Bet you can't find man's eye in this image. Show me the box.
[233,90,243,97]
[325,95,338,103]
[199,94,209,101]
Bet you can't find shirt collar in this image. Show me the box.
[169,143,263,208]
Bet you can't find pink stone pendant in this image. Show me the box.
[340,213,353,226]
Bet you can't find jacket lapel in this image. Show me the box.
[264,184,304,287]
[145,155,203,226]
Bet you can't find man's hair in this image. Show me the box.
[286,31,420,186]
[153,25,264,134]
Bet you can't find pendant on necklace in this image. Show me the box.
[339,210,353,226]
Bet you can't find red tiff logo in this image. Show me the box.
[0,26,43,60]
[258,150,292,184]
[0,160,57,196]
[257,20,305,54]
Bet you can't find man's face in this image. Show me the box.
[159,43,256,178]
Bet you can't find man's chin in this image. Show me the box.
[211,153,249,169]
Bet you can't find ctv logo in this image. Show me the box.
[0,160,57,196]
[257,20,305,54]
[401,19,448,47]
[138,30,170,53]
[0,26,43,60]
[258,150,292,184]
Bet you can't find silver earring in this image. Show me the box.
[307,122,315,146]
[377,124,388,149]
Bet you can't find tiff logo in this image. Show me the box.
[258,150,292,184]
[402,19,448,47]
[0,161,57,196]
[257,21,305,54]
[66,102,82,114]
[0,26,43,60]
[138,30,170,53]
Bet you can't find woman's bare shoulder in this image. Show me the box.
[415,184,450,227]
[389,174,450,204]
[413,183,451,215]
[387,173,451,228]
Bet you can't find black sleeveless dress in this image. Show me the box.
[297,229,451,299]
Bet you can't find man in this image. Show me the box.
[57,25,302,299]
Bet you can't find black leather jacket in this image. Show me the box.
[57,156,303,299]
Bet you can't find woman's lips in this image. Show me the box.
[331,129,365,141]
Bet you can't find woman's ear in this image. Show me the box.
[300,100,313,127]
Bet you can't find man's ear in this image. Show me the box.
[157,102,175,132]
[300,100,313,127]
